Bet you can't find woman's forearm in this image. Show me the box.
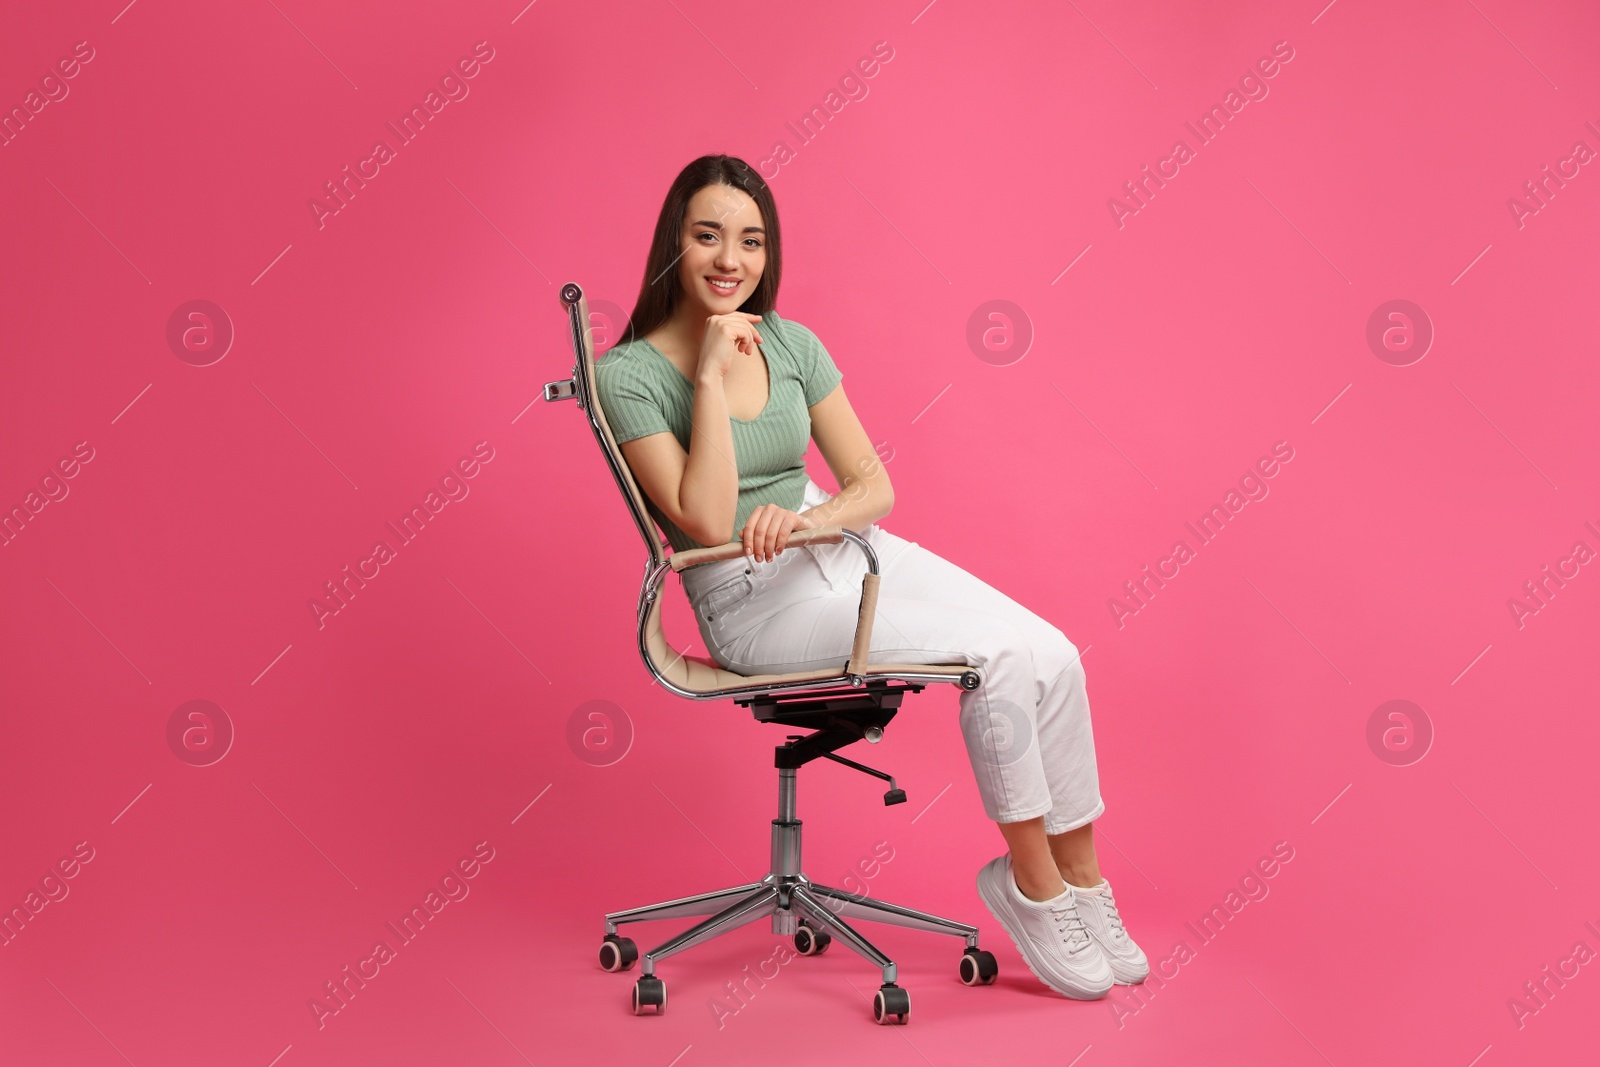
[678,371,740,543]
[799,462,893,535]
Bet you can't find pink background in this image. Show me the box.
[2,0,1597,1064]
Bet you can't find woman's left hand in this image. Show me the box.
[738,505,815,563]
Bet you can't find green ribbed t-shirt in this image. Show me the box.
[593,309,844,552]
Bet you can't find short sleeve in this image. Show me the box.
[594,351,673,444]
[784,318,843,407]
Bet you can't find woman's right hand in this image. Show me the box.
[696,312,765,381]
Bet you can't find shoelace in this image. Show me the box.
[1094,888,1128,940]
[1047,900,1093,954]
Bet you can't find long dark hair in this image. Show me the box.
[618,154,782,346]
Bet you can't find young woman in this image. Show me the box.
[593,154,1148,1001]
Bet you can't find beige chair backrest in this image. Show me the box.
[571,293,672,570]
[569,292,788,693]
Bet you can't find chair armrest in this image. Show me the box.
[848,569,881,680]
[668,525,882,685]
[668,525,844,572]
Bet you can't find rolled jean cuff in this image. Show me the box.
[1043,796,1105,836]
[990,801,1056,826]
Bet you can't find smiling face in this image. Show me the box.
[674,183,767,320]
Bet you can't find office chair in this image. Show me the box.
[543,282,1000,1024]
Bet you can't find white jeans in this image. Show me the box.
[680,478,1104,834]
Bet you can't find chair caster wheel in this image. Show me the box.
[599,934,638,972]
[873,982,909,1024]
[795,922,832,955]
[959,948,999,985]
[631,975,666,1015]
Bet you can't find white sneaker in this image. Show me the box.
[1070,878,1149,984]
[976,854,1114,1000]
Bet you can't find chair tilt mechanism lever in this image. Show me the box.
[806,740,908,806]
